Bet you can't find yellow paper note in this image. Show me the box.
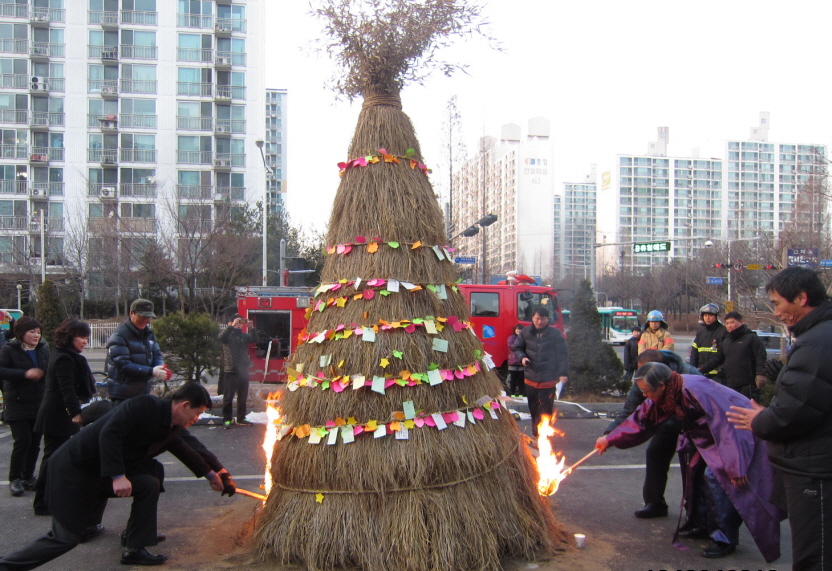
[315,493,325,503]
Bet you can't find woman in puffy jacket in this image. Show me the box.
[0,317,49,497]
[506,324,525,396]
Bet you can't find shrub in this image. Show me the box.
[153,312,220,384]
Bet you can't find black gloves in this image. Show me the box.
[763,358,784,382]
[220,472,236,496]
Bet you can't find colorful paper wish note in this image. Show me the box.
[340,425,355,444]
[315,493,325,503]
[374,424,387,438]
[453,411,466,428]
[436,284,448,300]
[395,425,409,440]
[308,431,322,445]
[326,428,338,445]
[432,245,445,260]
[403,400,416,419]
[371,375,386,394]
[362,327,376,342]
[432,338,449,353]
[427,369,443,386]
[387,279,400,292]
[351,374,365,390]
[319,354,332,367]
[431,413,448,430]
[424,320,438,334]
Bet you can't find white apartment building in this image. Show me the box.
[264,87,285,214]
[556,166,597,280]
[450,118,554,283]
[0,0,265,292]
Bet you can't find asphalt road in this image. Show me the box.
[0,400,791,571]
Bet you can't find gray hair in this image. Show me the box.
[633,361,672,390]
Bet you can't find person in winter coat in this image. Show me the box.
[689,303,727,382]
[622,327,641,382]
[727,267,832,570]
[105,299,170,403]
[506,324,525,397]
[32,319,96,516]
[219,314,258,427]
[638,310,675,354]
[598,362,784,562]
[0,317,49,497]
[698,311,766,400]
[513,306,568,438]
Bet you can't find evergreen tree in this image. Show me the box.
[153,312,220,386]
[566,280,623,394]
[35,279,63,344]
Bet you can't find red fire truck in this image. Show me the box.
[235,286,313,383]
[458,283,564,374]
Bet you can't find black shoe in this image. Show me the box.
[9,479,24,497]
[236,419,253,426]
[80,524,105,543]
[678,526,709,539]
[121,530,166,547]
[120,547,167,566]
[21,477,36,491]
[634,503,668,518]
[702,540,736,558]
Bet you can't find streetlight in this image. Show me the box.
[16,284,22,310]
[704,235,763,306]
[255,140,270,287]
[451,214,497,284]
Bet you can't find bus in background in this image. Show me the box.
[598,307,640,344]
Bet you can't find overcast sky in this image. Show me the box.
[266,0,832,235]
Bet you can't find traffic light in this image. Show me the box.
[764,265,776,270]
[713,263,731,268]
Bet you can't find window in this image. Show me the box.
[469,292,499,318]
[517,291,555,322]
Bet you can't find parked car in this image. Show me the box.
[754,330,790,360]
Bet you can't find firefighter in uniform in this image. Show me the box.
[689,304,727,384]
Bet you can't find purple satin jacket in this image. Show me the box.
[606,375,784,563]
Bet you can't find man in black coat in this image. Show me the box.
[689,303,727,382]
[698,311,766,400]
[513,306,568,438]
[0,383,237,569]
[622,327,641,382]
[219,314,258,427]
[727,267,832,570]
[106,299,171,403]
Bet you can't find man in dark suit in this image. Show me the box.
[0,383,237,569]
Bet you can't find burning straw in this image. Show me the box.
[255,2,564,570]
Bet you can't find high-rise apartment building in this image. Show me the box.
[0,0,265,293]
[264,87,285,214]
[555,166,597,280]
[450,118,554,283]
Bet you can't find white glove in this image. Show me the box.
[152,365,171,380]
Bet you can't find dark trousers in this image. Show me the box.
[222,371,249,422]
[507,369,524,396]
[119,473,161,548]
[703,466,742,545]
[778,472,832,571]
[33,435,68,513]
[525,383,555,438]
[0,517,81,571]
[6,418,40,481]
[642,417,681,507]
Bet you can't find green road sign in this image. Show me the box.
[633,241,671,254]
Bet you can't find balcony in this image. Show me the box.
[177,82,212,97]
[120,79,157,94]
[88,183,117,197]
[29,111,65,129]
[215,18,246,33]
[177,116,213,131]
[214,120,232,136]
[120,183,157,198]
[120,10,157,25]
[176,150,213,165]
[31,7,64,24]
[214,53,232,69]
[177,48,213,62]
[177,218,213,234]
[0,3,28,18]
[0,216,28,230]
[29,217,64,232]
[89,148,119,166]
[176,185,212,199]
[120,217,156,233]
[177,13,213,29]
[0,39,28,54]
[0,180,27,194]
[120,148,157,163]
[0,109,27,124]
[89,10,119,27]
[121,45,157,60]
[89,45,119,61]
[89,79,119,96]
[214,153,245,168]
[0,73,28,89]
[33,146,63,162]
[29,182,64,197]
[120,114,156,129]
[31,42,63,59]
[216,186,246,201]
[1,145,28,160]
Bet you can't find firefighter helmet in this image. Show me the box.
[699,303,720,316]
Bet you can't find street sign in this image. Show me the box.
[454,256,477,264]
[733,260,743,272]
[706,277,725,285]
[725,301,735,312]
[820,259,832,268]
[633,241,671,254]
[745,264,762,270]
[787,248,819,269]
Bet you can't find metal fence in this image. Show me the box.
[88,322,121,348]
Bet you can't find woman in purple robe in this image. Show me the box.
[595,362,784,563]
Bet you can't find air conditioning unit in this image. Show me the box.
[216,56,231,65]
[215,24,231,32]
[30,82,49,91]
[30,154,47,162]
[215,125,227,133]
[213,158,229,167]
[214,193,226,201]
[31,46,48,56]
[101,157,116,164]
[101,50,118,59]
[101,86,117,94]
[31,188,42,196]
[31,15,48,22]
[101,187,115,197]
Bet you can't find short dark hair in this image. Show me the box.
[637,349,664,367]
[765,267,828,307]
[170,382,213,410]
[14,316,42,340]
[532,306,550,319]
[53,319,91,349]
[631,327,641,333]
[633,362,672,389]
[724,311,742,321]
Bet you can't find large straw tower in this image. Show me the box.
[256,2,563,569]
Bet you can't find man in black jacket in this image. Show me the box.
[219,314,258,427]
[622,327,641,382]
[106,299,171,403]
[513,306,568,438]
[689,303,727,382]
[727,267,832,570]
[698,311,766,400]
[0,383,237,569]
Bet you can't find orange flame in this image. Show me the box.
[535,414,569,496]
[261,392,281,500]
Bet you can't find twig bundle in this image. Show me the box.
[256,2,563,569]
